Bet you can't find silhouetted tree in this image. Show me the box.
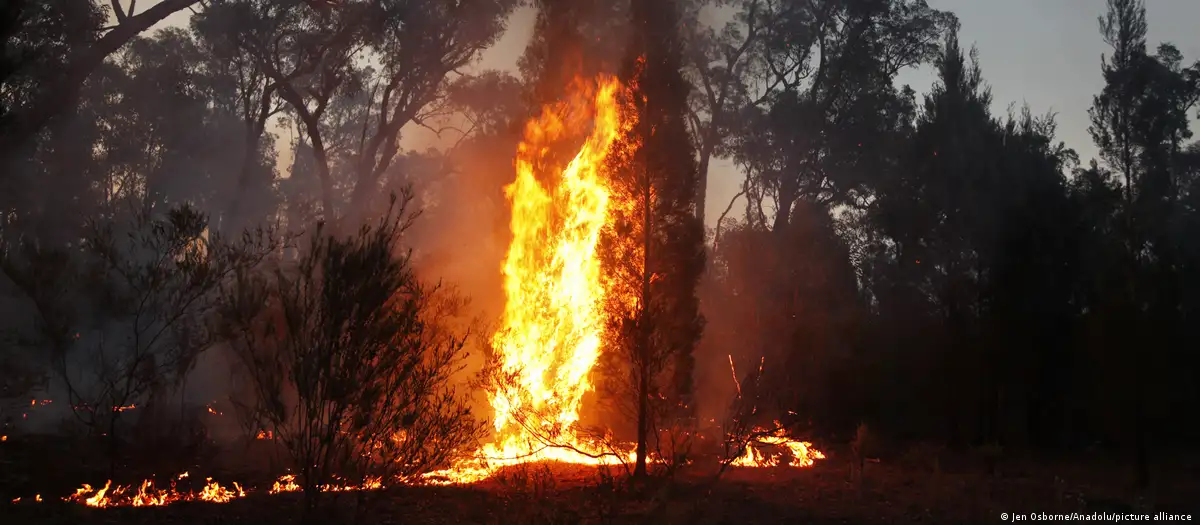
[1087,0,1200,486]
[602,0,706,478]
[0,0,202,158]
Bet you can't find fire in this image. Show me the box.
[270,474,301,494]
[22,73,825,509]
[63,476,247,507]
[726,357,825,469]
[268,473,381,494]
[731,422,826,468]
[426,75,637,484]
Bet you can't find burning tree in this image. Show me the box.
[455,76,637,476]
[215,192,483,514]
[596,0,706,478]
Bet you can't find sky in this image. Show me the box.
[469,0,1200,227]
[152,0,1200,227]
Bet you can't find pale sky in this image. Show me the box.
[152,1,1200,227]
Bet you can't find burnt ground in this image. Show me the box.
[2,436,1199,524]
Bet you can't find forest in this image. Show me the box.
[1,0,1198,523]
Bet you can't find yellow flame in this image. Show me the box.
[426,76,637,485]
[63,476,251,507]
[731,421,826,468]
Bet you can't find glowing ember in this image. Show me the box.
[255,429,273,440]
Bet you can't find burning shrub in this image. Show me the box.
[215,192,484,514]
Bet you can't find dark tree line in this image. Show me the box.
[694,0,1200,488]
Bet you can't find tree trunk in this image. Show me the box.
[634,355,650,477]
[288,115,338,227]
[224,88,276,236]
[633,163,653,478]
[772,174,798,234]
[695,141,714,223]
[225,131,262,236]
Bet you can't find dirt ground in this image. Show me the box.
[3,438,1198,524]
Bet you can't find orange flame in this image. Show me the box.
[63,476,249,507]
[426,75,638,485]
[731,422,825,468]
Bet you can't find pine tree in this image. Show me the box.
[604,0,705,478]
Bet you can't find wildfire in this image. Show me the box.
[426,75,638,485]
[731,422,826,468]
[14,74,824,510]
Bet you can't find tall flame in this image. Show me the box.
[480,75,633,468]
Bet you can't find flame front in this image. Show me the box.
[62,476,247,507]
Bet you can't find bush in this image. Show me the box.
[216,193,484,516]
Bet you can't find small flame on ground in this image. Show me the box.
[268,474,381,495]
[63,476,249,507]
[33,472,387,508]
[731,421,825,468]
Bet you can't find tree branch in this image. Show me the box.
[0,0,200,156]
